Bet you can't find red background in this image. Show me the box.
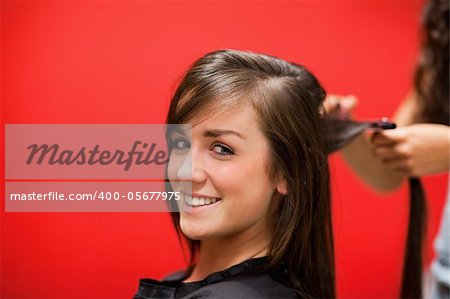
[1,1,448,298]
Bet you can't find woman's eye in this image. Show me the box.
[172,139,190,150]
[211,144,235,156]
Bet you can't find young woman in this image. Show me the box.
[133,50,335,298]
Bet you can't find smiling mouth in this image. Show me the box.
[184,194,222,207]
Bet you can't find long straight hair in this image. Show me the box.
[165,49,335,298]
[402,1,449,298]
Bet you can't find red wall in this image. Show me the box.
[2,1,447,298]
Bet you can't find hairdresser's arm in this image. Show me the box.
[371,124,450,177]
[371,92,450,177]
[330,93,450,191]
[340,133,406,192]
[325,94,407,192]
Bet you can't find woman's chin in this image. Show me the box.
[180,221,211,240]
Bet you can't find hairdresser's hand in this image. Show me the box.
[371,124,450,177]
[323,94,357,119]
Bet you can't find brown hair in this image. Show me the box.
[165,49,335,298]
[402,1,449,297]
[413,0,449,125]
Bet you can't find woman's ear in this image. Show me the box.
[276,175,288,196]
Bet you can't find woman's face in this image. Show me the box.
[168,104,286,241]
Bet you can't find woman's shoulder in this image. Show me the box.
[393,91,419,126]
[135,271,300,299]
[135,258,302,298]
[204,271,300,299]
[162,270,187,281]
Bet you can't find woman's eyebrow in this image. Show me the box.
[203,129,244,139]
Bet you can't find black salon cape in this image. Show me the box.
[133,256,300,298]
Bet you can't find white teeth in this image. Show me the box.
[184,194,220,207]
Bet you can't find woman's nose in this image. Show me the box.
[176,149,207,183]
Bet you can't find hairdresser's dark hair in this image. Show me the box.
[165,49,335,298]
[401,1,449,298]
[413,0,449,125]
